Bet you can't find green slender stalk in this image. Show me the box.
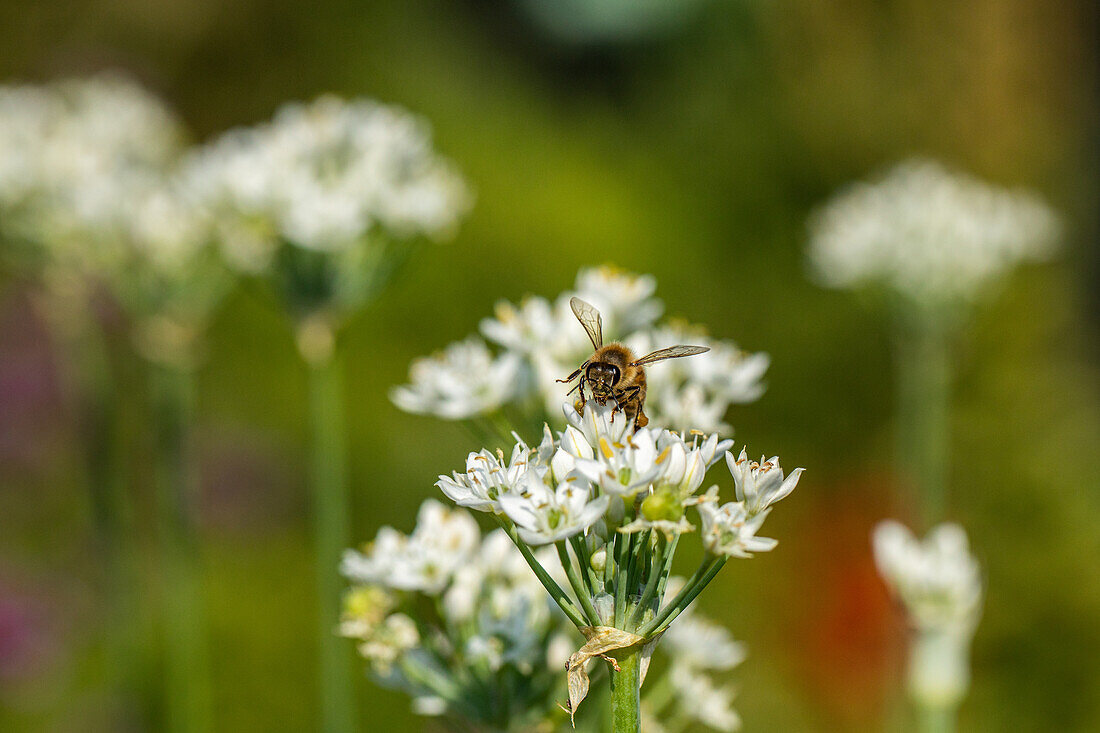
[151,364,211,733]
[307,353,356,733]
[639,556,726,637]
[569,535,598,596]
[37,291,140,720]
[556,542,600,626]
[613,531,632,626]
[493,517,586,628]
[917,705,956,733]
[895,324,951,525]
[608,645,642,733]
[630,535,666,627]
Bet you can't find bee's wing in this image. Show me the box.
[569,297,604,349]
[631,345,710,366]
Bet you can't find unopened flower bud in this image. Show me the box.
[590,548,607,573]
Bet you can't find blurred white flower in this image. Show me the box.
[0,74,189,269]
[183,95,471,270]
[670,666,742,731]
[662,613,747,673]
[872,520,982,634]
[725,448,803,516]
[808,158,1060,309]
[873,520,984,709]
[626,324,768,433]
[391,338,523,420]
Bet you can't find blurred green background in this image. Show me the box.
[1,0,1098,730]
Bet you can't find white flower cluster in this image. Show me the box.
[0,74,195,274]
[181,95,471,272]
[873,520,984,709]
[393,266,769,433]
[339,500,573,726]
[808,158,1060,310]
[436,401,801,556]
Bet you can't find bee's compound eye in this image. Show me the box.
[608,365,620,385]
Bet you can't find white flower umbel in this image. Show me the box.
[398,266,768,437]
[391,337,523,420]
[0,74,187,268]
[0,75,232,367]
[873,520,983,713]
[669,666,742,732]
[425,398,801,732]
[341,509,575,729]
[185,95,470,259]
[808,158,1060,313]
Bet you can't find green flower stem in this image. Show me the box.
[307,353,356,733]
[630,534,666,627]
[150,363,210,733]
[613,531,632,626]
[896,324,951,525]
[608,644,642,733]
[639,556,726,637]
[569,534,599,596]
[917,705,956,733]
[556,542,601,626]
[494,517,587,629]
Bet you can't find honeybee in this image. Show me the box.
[558,297,709,429]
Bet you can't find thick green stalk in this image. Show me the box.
[608,645,642,733]
[151,364,211,733]
[307,353,356,733]
[895,325,951,525]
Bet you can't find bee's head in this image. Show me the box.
[586,362,621,395]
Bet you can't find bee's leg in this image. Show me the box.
[634,409,649,429]
[556,363,587,384]
[574,383,587,413]
[613,385,642,424]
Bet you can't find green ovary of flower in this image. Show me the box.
[641,488,683,522]
[547,508,563,530]
[618,467,631,485]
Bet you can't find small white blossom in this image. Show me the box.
[435,441,535,513]
[698,499,777,558]
[872,520,982,633]
[808,158,1060,309]
[873,520,984,709]
[498,469,609,545]
[341,500,479,593]
[725,448,803,516]
[391,338,522,420]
